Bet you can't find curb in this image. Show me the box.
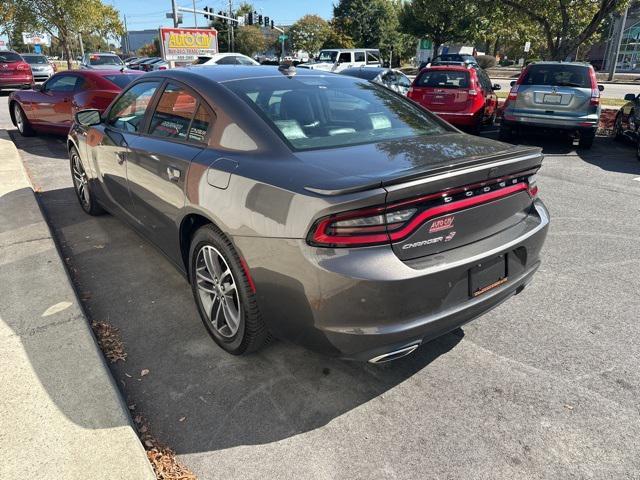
[0,129,156,480]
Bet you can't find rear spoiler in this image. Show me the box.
[305,147,543,197]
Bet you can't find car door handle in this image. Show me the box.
[167,166,181,182]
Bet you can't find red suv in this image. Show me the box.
[0,51,33,91]
[408,65,500,133]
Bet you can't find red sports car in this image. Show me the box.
[9,69,144,136]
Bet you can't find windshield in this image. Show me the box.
[416,70,469,88]
[23,55,48,64]
[318,51,338,63]
[89,55,123,66]
[521,64,591,88]
[0,52,22,63]
[103,74,140,89]
[224,75,446,151]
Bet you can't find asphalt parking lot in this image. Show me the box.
[2,93,640,480]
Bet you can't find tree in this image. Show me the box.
[289,15,330,57]
[498,0,629,60]
[333,0,396,48]
[379,0,415,67]
[234,25,265,57]
[138,39,160,57]
[5,0,123,68]
[321,21,354,49]
[399,0,477,57]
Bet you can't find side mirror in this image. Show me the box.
[598,84,604,92]
[32,83,43,91]
[624,93,636,101]
[510,80,516,87]
[75,109,102,127]
[492,83,501,91]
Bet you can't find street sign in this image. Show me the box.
[524,41,531,53]
[22,32,52,47]
[34,45,42,54]
[278,35,288,41]
[159,27,218,61]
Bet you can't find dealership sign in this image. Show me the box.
[159,28,218,61]
[22,32,52,46]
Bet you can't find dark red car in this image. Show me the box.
[408,65,500,133]
[8,69,144,136]
[0,51,33,91]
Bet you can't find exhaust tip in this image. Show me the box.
[369,343,420,364]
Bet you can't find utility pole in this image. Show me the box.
[192,0,198,28]
[78,32,84,58]
[608,5,628,81]
[172,0,179,28]
[229,0,234,52]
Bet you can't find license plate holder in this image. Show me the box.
[543,93,562,104]
[469,255,508,298]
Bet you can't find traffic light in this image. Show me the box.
[270,20,274,29]
[203,6,212,20]
[264,16,269,27]
[247,12,253,25]
[218,11,226,24]
[258,14,263,26]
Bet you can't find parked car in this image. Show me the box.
[419,53,478,70]
[124,56,139,65]
[301,49,382,72]
[0,51,33,91]
[80,53,125,70]
[613,92,640,160]
[148,59,169,71]
[339,67,412,95]
[9,69,144,136]
[20,53,56,82]
[127,57,152,70]
[500,62,604,148]
[67,66,549,362]
[137,57,164,71]
[192,53,259,66]
[408,64,500,133]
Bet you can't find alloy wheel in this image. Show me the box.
[14,104,24,133]
[195,245,242,338]
[71,153,90,209]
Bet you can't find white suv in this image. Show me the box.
[303,49,382,72]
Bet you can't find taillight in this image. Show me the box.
[158,66,167,70]
[408,86,414,95]
[309,172,536,247]
[16,62,30,71]
[507,84,519,101]
[527,174,539,197]
[468,89,478,96]
[588,67,600,106]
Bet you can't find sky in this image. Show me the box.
[0,0,335,44]
[113,0,333,31]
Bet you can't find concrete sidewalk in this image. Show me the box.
[0,130,155,479]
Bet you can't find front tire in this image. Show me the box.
[13,103,34,137]
[70,147,104,216]
[189,225,269,355]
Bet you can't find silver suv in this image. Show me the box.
[500,62,603,148]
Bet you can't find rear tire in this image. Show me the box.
[13,103,34,137]
[69,147,105,216]
[578,129,595,149]
[189,225,270,355]
[614,113,624,141]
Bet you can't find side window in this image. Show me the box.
[338,52,351,64]
[188,104,213,143]
[237,57,255,65]
[398,74,411,87]
[354,51,365,63]
[107,81,160,133]
[366,51,380,65]
[45,75,79,92]
[479,71,492,92]
[148,82,198,141]
[217,56,237,65]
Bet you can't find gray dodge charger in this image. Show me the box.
[67,65,549,363]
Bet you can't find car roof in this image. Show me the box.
[172,65,345,83]
[527,61,592,67]
[20,53,46,57]
[422,65,471,72]
[319,48,379,52]
[73,69,145,78]
[340,67,387,77]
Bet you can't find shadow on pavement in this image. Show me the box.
[34,184,463,454]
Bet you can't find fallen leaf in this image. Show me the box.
[128,404,136,410]
[125,373,132,378]
[144,440,154,448]
[179,416,186,422]
[139,425,148,433]
[134,415,143,424]
[564,404,574,410]
[141,368,150,377]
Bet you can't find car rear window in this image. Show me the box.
[521,64,590,88]
[224,75,446,151]
[23,55,48,64]
[416,70,469,88]
[0,52,23,63]
[103,74,141,89]
[89,54,123,66]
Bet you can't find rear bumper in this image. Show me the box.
[503,108,600,131]
[235,199,550,361]
[433,109,482,127]
[0,73,33,89]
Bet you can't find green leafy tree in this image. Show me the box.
[333,0,395,48]
[399,0,477,57]
[289,15,330,57]
[321,21,354,50]
[379,0,415,66]
[498,0,629,60]
[138,39,160,57]
[4,0,123,68]
[235,25,265,57]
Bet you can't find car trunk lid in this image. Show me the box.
[409,69,473,112]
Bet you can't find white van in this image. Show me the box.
[303,49,382,72]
